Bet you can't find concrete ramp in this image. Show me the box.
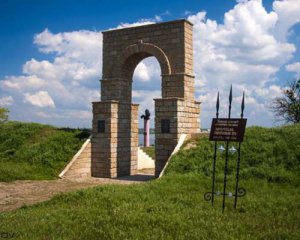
[59,136,92,179]
[159,134,187,178]
[60,133,187,179]
[59,137,156,180]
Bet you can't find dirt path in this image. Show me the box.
[0,171,155,212]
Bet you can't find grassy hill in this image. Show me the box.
[0,124,299,239]
[167,124,300,184]
[0,121,90,181]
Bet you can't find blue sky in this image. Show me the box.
[0,0,300,128]
[0,0,273,77]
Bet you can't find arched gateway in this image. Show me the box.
[92,20,201,178]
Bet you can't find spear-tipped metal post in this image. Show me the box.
[211,91,219,206]
[222,85,232,212]
[228,85,232,119]
[241,91,245,119]
[234,91,245,209]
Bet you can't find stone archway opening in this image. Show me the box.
[116,44,168,177]
[132,57,161,175]
[92,20,201,178]
[132,57,161,149]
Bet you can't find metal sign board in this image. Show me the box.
[209,118,247,142]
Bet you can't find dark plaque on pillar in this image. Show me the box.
[97,120,105,133]
[161,119,170,133]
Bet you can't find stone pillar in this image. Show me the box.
[131,104,139,175]
[154,98,180,177]
[92,101,138,178]
[154,98,200,177]
[91,101,119,178]
[116,103,138,177]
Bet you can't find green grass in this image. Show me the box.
[166,124,300,184]
[0,121,90,181]
[141,146,155,159]
[0,174,299,239]
[0,124,300,239]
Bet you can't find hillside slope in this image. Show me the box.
[0,125,299,239]
[166,124,300,183]
[0,121,90,181]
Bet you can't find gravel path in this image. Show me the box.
[0,171,155,212]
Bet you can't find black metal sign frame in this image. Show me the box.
[204,86,247,212]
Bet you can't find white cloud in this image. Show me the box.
[0,28,101,125]
[34,29,102,62]
[113,15,162,30]
[255,84,282,98]
[184,10,194,16]
[134,62,150,81]
[112,12,169,30]
[286,62,300,78]
[236,0,249,3]
[0,19,159,126]
[154,15,162,22]
[133,57,161,82]
[24,91,55,108]
[132,57,161,127]
[36,110,92,120]
[1,0,300,128]
[0,75,45,91]
[115,21,154,29]
[273,0,300,41]
[190,1,295,78]
[187,0,300,126]
[0,96,14,106]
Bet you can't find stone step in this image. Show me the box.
[141,150,153,159]
[137,147,155,170]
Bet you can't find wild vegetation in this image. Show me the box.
[0,121,90,181]
[0,107,9,123]
[0,124,299,239]
[271,79,300,124]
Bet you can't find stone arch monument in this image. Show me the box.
[92,19,201,178]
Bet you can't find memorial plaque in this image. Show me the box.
[97,120,105,133]
[209,118,247,142]
[161,119,170,133]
